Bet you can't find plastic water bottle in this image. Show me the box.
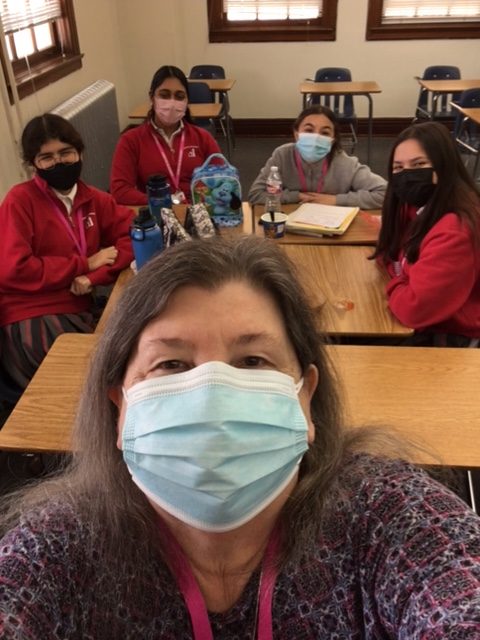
[265,165,283,214]
[146,174,172,225]
[130,207,164,270]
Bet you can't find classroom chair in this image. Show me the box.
[453,88,480,178]
[413,65,461,122]
[189,64,235,150]
[308,67,358,152]
[188,81,216,136]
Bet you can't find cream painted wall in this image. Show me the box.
[0,0,479,198]
[0,0,128,196]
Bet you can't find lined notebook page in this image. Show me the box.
[289,203,358,229]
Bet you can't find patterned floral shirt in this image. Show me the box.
[0,455,479,639]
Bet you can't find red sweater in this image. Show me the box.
[0,176,134,326]
[380,205,480,337]
[110,120,220,205]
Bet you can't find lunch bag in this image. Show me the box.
[190,153,242,227]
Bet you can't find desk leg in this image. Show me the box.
[366,93,373,166]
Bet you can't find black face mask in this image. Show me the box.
[37,160,82,191]
[390,167,436,207]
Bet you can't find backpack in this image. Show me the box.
[190,153,242,227]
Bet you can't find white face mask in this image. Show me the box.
[153,98,187,126]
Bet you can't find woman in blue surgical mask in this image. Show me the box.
[248,105,387,210]
[0,236,479,638]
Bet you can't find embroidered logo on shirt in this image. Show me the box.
[83,212,96,229]
[185,146,198,158]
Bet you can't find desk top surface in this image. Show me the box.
[2,334,479,467]
[280,244,412,337]
[188,78,235,91]
[252,204,381,245]
[299,81,381,95]
[450,104,480,125]
[128,102,222,120]
[417,78,480,92]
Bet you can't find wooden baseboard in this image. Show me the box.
[232,117,417,137]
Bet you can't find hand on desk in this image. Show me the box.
[70,275,93,296]
[299,192,337,205]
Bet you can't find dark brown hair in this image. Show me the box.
[147,64,192,123]
[21,113,85,165]
[293,105,342,158]
[373,121,480,263]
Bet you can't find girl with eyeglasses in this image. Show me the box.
[0,113,134,391]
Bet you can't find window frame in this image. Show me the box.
[1,0,82,101]
[207,0,338,43]
[366,0,480,40]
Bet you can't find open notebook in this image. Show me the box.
[285,203,359,237]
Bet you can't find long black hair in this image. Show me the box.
[373,121,480,263]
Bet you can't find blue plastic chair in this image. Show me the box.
[187,81,216,136]
[309,67,358,150]
[414,65,461,121]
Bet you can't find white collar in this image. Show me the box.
[53,183,78,215]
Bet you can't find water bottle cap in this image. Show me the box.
[147,173,168,187]
[133,207,156,228]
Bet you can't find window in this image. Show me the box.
[207,0,338,43]
[366,0,480,39]
[0,0,82,100]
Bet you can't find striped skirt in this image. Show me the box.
[2,313,95,391]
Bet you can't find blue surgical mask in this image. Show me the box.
[295,132,332,163]
[121,361,308,532]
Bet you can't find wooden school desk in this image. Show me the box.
[251,203,381,245]
[415,78,480,120]
[298,81,382,164]
[450,103,480,177]
[280,244,412,337]
[2,333,480,469]
[128,101,222,121]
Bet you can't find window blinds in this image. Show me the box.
[382,0,480,22]
[224,0,323,21]
[0,0,62,34]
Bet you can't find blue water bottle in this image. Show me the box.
[146,174,172,225]
[130,207,164,270]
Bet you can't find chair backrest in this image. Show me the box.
[417,65,462,116]
[311,67,354,118]
[189,65,226,79]
[188,81,214,104]
[453,88,480,139]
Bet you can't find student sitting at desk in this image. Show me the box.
[110,65,220,206]
[0,114,134,390]
[248,105,386,210]
[0,236,479,638]
[373,121,480,346]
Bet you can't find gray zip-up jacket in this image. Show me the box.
[248,143,387,210]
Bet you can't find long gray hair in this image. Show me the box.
[1,236,364,581]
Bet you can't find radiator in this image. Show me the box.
[51,80,119,192]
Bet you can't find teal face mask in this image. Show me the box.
[122,361,308,532]
[295,132,332,163]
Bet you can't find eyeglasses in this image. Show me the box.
[35,147,79,170]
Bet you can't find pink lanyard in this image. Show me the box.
[294,149,329,193]
[159,520,279,640]
[41,189,87,256]
[151,130,186,192]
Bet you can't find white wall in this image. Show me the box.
[0,0,479,197]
